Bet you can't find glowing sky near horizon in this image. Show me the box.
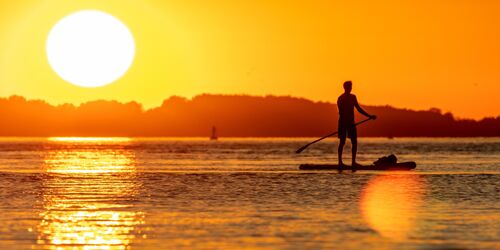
[0,0,498,119]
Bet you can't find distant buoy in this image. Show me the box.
[210,126,218,140]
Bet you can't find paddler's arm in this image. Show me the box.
[354,96,377,120]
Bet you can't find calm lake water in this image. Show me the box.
[0,137,498,250]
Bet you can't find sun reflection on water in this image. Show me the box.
[48,137,132,143]
[360,174,426,241]
[37,138,145,249]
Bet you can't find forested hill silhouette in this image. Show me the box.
[0,94,498,137]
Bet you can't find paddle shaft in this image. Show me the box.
[295,117,372,154]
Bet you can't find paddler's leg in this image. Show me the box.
[350,125,359,172]
[338,121,347,173]
[338,137,346,166]
[338,137,346,173]
[351,138,357,168]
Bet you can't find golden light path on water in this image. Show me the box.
[37,137,145,249]
[360,174,426,241]
[48,137,132,143]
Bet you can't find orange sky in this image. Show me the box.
[0,0,499,119]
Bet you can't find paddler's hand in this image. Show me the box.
[369,115,377,120]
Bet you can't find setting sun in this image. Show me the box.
[46,10,135,87]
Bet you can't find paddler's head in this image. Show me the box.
[343,81,352,93]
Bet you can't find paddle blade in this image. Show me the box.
[295,144,310,154]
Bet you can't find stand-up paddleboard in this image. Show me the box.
[299,162,416,171]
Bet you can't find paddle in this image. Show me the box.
[295,117,373,154]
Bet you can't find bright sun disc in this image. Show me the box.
[46,10,135,88]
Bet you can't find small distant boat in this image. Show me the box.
[210,126,218,140]
[299,162,416,171]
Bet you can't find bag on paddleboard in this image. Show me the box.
[373,154,398,166]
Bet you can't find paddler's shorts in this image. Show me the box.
[338,121,357,139]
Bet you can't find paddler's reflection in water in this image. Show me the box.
[37,140,145,249]
[360,174,426,241]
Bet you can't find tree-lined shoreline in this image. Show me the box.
[1,94,498,137]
